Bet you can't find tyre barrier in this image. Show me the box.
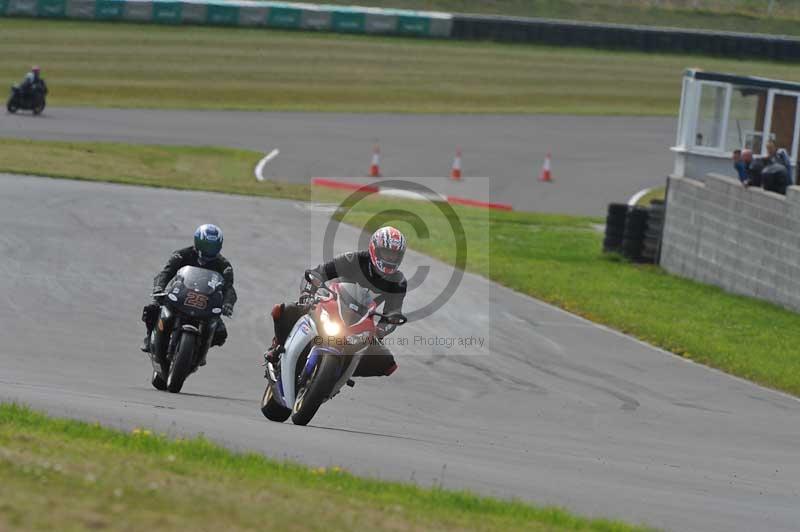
[604,200,666,263]
[621,206,649,262]
[641,199,666,264]
[602,202,628,254]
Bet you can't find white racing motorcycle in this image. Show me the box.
[260,270,406,426]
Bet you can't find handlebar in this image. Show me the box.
[369,312,408,326]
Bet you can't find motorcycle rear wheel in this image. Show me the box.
[6,100,17,114]
[167,333,195,393]
[291,355,341,426]
[260,382,291,422]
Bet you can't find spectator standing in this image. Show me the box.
[744,152,765,189]
[733,149,748,184]
[734,149,763,187]
[776,148,793,186]
[761,141,790,195]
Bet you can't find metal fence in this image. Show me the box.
[0,0,454,36]
[3,0,800,61]
[566,0,800,18]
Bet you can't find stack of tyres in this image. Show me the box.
[622,206,649,262]
[641,199,666,264]
[603,203,628,253]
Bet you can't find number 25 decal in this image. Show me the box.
[184,292,208,310]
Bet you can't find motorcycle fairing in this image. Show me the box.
[279,314,319,409]
[330,351,364,398]
[149,306,174,375]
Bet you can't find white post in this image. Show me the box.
[762,91,775,156]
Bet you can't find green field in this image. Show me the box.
[319,0,800,37]
[0,404,648,531]
[2,18,800,115]
[5,138,800,397]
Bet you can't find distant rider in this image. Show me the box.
[141,224,237,364]
[20,65,47,98]
[266,226,408,377]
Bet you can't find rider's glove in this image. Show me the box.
[376,322,396,340]
[222,303,234,317]
[298,291,314,305]
[151,288,165,305]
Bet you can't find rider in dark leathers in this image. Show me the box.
[19,66,47,99]
[141,224,236,363]
[267,226,407,377]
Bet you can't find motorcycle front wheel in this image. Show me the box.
[6,98,17,114]
[291,354,342,426]
[167,333,196,393]
[151,370,167,391]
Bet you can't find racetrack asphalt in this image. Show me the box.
[2,174,799,531]
[0,108,677,215]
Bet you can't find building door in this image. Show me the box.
[765,91,800,167]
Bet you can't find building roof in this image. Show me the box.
[686,69,800,93]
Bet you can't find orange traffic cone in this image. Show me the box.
[451,147,462,180]
[539,152,553,182]
[369,145,381,178]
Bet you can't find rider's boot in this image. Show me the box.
[140,333,151,353]
[203,327,227,367]
[264,336,282,365]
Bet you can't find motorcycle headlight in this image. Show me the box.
[320,308,341,336]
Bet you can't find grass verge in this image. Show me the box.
[635,186,666,206]
[4,139,800,396]
[338,196,800,396]
[0,138,310,201]
[0,403,649,531]
[3,18,800,115]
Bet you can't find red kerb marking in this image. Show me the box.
[446,195,513,211]
[311,178,380,194]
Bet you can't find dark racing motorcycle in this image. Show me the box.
[148,265,226,393]
[7,83,47,115]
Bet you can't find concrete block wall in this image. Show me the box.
[661,173,800,311]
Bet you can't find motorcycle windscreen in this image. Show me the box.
[174,265,224,295]
[336,282,377,327]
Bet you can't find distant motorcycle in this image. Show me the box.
[260,270,406,425]
[7,83,47,115]
[148,265,226,393]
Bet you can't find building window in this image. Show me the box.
[695,83,726,149]
[676,77,691,148]
[725,86,767,153]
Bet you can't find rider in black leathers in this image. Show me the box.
[267,227,408,377]
[141,224,236,363]
[19,66,47,99]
